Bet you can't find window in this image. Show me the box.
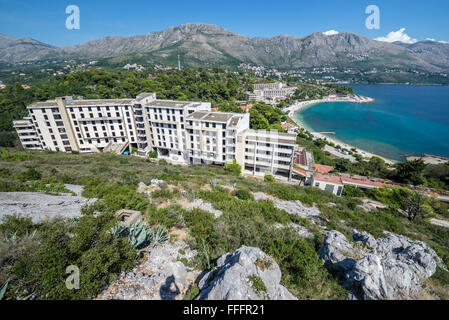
[337,186,343,197]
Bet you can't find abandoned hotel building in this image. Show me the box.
[13,93,298,181]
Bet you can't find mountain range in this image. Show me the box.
[1,23,449,74]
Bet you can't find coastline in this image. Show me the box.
[285,95,397,165]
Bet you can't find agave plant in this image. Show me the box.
[127,222,153,250]
[110,222,168,251]
[0,279,9,300]
[210,178,218,188]
[3,230,37,244]
[153,227,169,245]
[109,225,126,237]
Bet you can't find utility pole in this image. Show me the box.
[178,54,181,71]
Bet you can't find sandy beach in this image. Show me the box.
[286,95,397,165]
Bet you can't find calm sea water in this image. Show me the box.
[295,84,449,161]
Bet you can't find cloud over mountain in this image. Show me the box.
[322,30,339,36]
[375,28,417,44]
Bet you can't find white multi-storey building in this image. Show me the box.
[14,93,297,180]
[246,82,297,101]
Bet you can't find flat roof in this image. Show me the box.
[186,111,242,123]
[28,99,134,109]
[147,100,191,108]
[202,113,234,122]
[229,116,242,127]
[245,136,296,145]
[186,111,209,120]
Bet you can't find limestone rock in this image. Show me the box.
[196,246,297,300]
[187,199,223,218]
[319,230,444,300]
[96,241,199,300]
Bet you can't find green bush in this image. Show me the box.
[235,189,254,201]
[145,206,185,229]
[0,215,36,237]
[4,213,137,300]
[264,174,275,183]
[148,150,158,158]
[19,167,42,182]
[151,188,179,200]
[224,160,241,175]
[342,185,365,198]
[183,284,200,300]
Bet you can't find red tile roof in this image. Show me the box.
[240,104,253,112]
[313,173,343,185]
[292,167,307,176]
[293,149,307,166]
[314,164,334,174]
[211,107,219,112]
[340,176,384,188]
[281,123,295,130]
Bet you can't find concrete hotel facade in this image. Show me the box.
[14,93,296,180]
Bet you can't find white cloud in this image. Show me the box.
[424,38,448,44]
[375,28,417,44]
[323,30,339,36]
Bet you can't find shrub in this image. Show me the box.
[19,167,42,182]
[0,215,36,237]
[183,284,200,300]
[148,150,158,158]
[342,185,365,198]
[151,188,179,200]
[235,189,254,201]
[264,174,275,183]
[5,213,137,300]
[224,160,241,175]
[248,275,267,295]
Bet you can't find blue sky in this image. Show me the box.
[1,0,449,47]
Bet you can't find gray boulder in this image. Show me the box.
[319,230,444,300]
[196,246,297,300]
[352,229,377,249]
[317,230,358,278]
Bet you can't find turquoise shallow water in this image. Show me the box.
[295,84,449,161]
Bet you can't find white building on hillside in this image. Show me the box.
[14,93,298,181]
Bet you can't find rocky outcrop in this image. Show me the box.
[318,230,444,300]
[196,246,297,300]
[0,191,96,223]
[253,192,321,221]
[274,200,321,220]
[96,241,199,300]
[187,199,223,218]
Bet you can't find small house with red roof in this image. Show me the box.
[239,104,253,112]
[312,173,344,196]
[281,122,297,133]
[313,164,334,174]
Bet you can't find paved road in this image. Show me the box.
[324,145,356,162]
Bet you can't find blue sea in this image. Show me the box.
[295,84,449,161]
